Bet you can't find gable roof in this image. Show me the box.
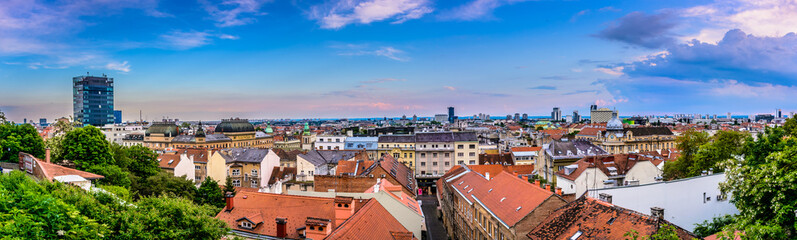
[546,140,607,159]
[324,200,415,240]
[273,148,304,162]
[478,153,515,165]
[219,148,270,163]
[555,154,653,181]
[20,153,104,181]
[268,167,296,185]
[157,152,182,169]
[299,150,358,166]
[215,192,337,239]
[527,197,697,240]
[510,146,541,152]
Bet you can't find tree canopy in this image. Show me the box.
[663,130,745,180]
[196,177,225,210]
[61,125,113,169]
[0,123,46,162]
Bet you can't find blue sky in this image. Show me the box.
[1,0,796,122]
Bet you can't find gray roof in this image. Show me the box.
[378,135,415,143]
[546,140,607,159]
[299,150,357,166]
[415,132,477,143]
[627,127,674,136]
[172,135,195,143]
[205,134,231,142]
[255,131,271,138]
[171,133,231,143]
[344,137,378,150]
[219,148,270,163]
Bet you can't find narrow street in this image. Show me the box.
[418,195,448,240]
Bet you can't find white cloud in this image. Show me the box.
[709,80,797,99]
[438,0,530,21]
[443,86,457,91]
[682,0,797,43]
[335,44,411,61]
[310,0,433,29]
[105,61,131,73]
[201,0,271,27]
[594,66,624,76]
[159,31,240,50]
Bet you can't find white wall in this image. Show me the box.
[624,161,661,185]
[590,173,739,232]
[259,150,281,189]
[174,156,195,182]
[296,155,315,181]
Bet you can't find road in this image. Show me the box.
[419,195,449,240]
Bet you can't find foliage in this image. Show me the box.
[98,184,132,202]
[132,171,197,200]
[693,215,736,238]
[784,117,797,137]
[62,125,113,170]
[0,171,228,239]
[663,130,745,179]
[44,135,65,163]
[624,224,681,240]
[180,122,191,129]
[0,109,5,122]
[536,126,544,131]
[718,126,797,239]
[123,145,160,179]
[0,123,46,162]
[88,164,132,188]
[196,177,225,210]
[223,176,237,196]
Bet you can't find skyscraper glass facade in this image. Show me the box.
[73,75,114,126]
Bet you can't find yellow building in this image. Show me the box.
[140,119,273,150]
[591,117,676,154]
[377,135,416,170]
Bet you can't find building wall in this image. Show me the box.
[590,109,614,123]
[454,141,479,166]
[556,168,609,197]
[415,142,454,176]
[315,136,346,150]
[377,141,416,171]
[313,175,376,193]
[624,161,661,185]
[228,162,263,188]
[296,155,316,182]
[207,152,228,185]
[591,173,739,232]
[173,157,195,182]
[259,150,281,189]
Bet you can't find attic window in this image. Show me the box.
[459,181,464,185]
[467,189,473,193]
[168,160,174,165]
[607,217,616,225]
[488,188,493,193]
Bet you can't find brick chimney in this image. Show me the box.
[334,196,356,226]
[545,184,551,192]
[276,218,287,238]
[45,148,50,163]
[225,192,235,212]
[534,179,540,186]
[522,176,529,182]
[555,187,562,196]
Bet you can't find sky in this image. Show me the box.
[2,0,797,122]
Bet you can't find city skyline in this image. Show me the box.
[3,0,797,121]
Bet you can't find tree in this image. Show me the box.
[132,171,197,200]
[662,130,710,179]
[88,164,132,188]
[61,125,113,170]
[718,126,797,239]
[124,145,159,179]
[180,122,191,129]
[223,176,236,196]
[693,215,735,238]
[784,117,797,136]
[196,177,225,210]
[624,224,681,240]
[0,123,46,162]
[115,196,228,240]
[0,109,5,123]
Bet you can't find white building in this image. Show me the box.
[315,135,346,150]
[590,173,738,232]
[555,153,662,198]
[101,124,144,145]
[296,150,360,181]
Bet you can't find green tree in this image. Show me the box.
[88,164,132,188]
[535,126,544,131]
[693,215,735,238]
[685,131,746,177]
[784,117,797,136]
[115,196,228,239]
[223,176,236,196]
[0,109,5,123]
[124,145,159,179]
[61,125,113,170]
[196,177,225,210]
[719,127,797,239]
[0,123,46,162]
[132,171,197,200]
[624,224,681,240]
[663,130,710,179]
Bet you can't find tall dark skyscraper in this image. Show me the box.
[448,107,455,123]
[73,75,114,126]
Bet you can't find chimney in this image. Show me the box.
[225,192,234,211]
[651,207,664,219]
[485,172,490,180]
[545,184,551,192]
[522,176,529,182]
[555,187,562,196]
[534,179,540,186]
[276,218,287,238]
[45,148,50,163]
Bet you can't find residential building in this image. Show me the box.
[219,148,281,190]
[315,135,346,150]
[18,152,104,190]
[215,192,411,239]
[453,132,479,167]
[541,140,607,183]
[590,107,616,123]
[139,119,273,150]
[510,146,541,165]
[157,151,195,182]
[100,124,141,144]
[274,135,301,150]
[591,173,739,232]
[378,134,416,170]
[273,148,304,168]
[586,117,676,154]
[555,153,662,198]
[478,153,514,165]
[437,165,567,240]
[527,197,698,239]
[264,166,297,194]
[73,75,114,126]
[343,137,378,159]
[320,155,418,197]
[435,114,448,123]
[415,132,454,176]
[296,150,364,181]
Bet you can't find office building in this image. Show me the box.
[777,109,782,118]
[590,104,597,111]
[448,107,455,123]
[114,110,122,124]
[522,113,529,120]
[590,107,616,123]
[39,118,48,127]
[73,75,114,126]
[551,107,562,121]
[572,110,580,123]
[435,114,448,123]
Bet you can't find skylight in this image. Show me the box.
[500,197,506,202]
[515,206,522,211]
[570,231,582,240]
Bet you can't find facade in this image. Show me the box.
[219,148,281,190]
[590,107,616,123]
[377,135,416,170]
[555,153,662,198]
[415,132,454,176]
[448,107,455,123]
[157,151,195,182]
[551,107,562,121]
[325,155,418,197]
[542,140,607,183]
[585,117,676,154]
[138,119,273,150]
[100,124,143,144]
[296,150,363,181]
[315,135,346,150]
[114,110,122,124]
[73,75,114,126]
[343,137,378,159]
[527,197,698,239]
[437,165,567,240]
[510,146,541,165]
[591,173,738,232]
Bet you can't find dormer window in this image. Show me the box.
[240,221,253,229]
[251,169,258,176]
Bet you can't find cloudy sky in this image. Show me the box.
[1,0,796,122]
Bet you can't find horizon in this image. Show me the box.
[2,0,797,122]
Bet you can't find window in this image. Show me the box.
[195,165,201,170]
[251,179,257,188]
[335,139,340,142]
[469,144,476,149]
[420,162,426,166]
[433,153,438,158]
[433,162,438,166]
[240,221,252,229]
[469,152,476,157]
[458,161,464,164]
[404,153,408,158]
[309,170,314,175]
[232,169,240,176]
[232,179,241,187]
[444,153,450,157]
[251,169,258,176]
[195,177,201,182]
[420,153,426,158]
[458,153,464,157]
[469,160,476,164]
[458,144,464,149]
[394,153,400,159]
[445,162,450,166]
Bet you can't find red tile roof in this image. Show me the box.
[336,160,374,176]
[449,171,554,227]
[510,146,541,152]
[466,164,534,179]
[215,192,337,239]
[157,152,182,169]
[38,159,104,181]
[268,166,296,185]
[527,197,697,240]
[324,199,415,240]
[577,127,605,137]
[556,154,653,181]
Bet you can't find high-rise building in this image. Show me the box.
[590,108,616,123]
[506,115,512,120]
[73,75,114,126]
[114,110,122,124]
[514,113,520,121]
[727,112,732,119]
[551,107,562,121]
[590,104,597,111]
[39,118,47,127]
[448,107,455,123]
[522,113,528,121]
[777,109,782,118]
[572,110,580,123]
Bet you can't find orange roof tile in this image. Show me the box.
[33,157,104,181]
[449,171,553,227]
[157,152,181,169]
[324,200,415,240]
[215,192,337,239]
[510,146,541,152]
